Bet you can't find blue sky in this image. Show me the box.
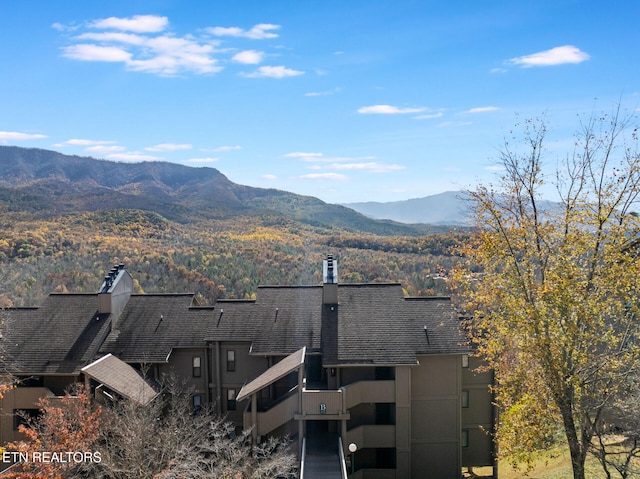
[1,1,638,203]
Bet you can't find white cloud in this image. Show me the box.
[232,50,264,64]
[213,145,242,152]
[208,23,280,40]
[285,152,377,164]
[437,121,472,128]
[485,165,506,171]
[305,87,341,97]
[262,174,277,180]
[0,131,47,141]
[57,17,294,77]
[186,157,219,163]
[413,112,444,120]
[145,143,192,152]
[54,138,114,146]
[90,15,169,33]
[85,145,126,153]
[52,22,78,32]
[76,32,148,46]
[358,105,426,114]
[62,44,132,62]
[328,162,405,173]
[284,152,323,159]
[465,106,499,114]
[60,20,222,75]
[244,65,304,78]
[509,45,590,67]
[300,173,348,180]
[106,152,159,162]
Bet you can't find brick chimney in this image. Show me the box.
[322,255,338,304]
[98,264,133,322]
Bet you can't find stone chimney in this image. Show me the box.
[322,255,338,304]
[98,264,133,322]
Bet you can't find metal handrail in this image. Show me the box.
[300,436,307,479]
[338,436,349,479]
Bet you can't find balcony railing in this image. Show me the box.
[345,424,396,449]
[243,388,299,436]
[300,389,345,418]
[342,380,395,409]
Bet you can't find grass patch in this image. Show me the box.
[464,446,608,479]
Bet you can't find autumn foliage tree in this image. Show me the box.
[5,385,102,479]
[92,380,297,479]
[455,108,640,479]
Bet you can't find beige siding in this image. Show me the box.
[461,355,494,467]
[0,385,74,444]
[212,342,270,425]
[411,355,460,479]
[395,365,412,479]
[160,347,209,397]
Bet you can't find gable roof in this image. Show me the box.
[2,294,112,374]
[82,354,159,405]
[324,283,418,366]
[246,286,322,356]
[100,294,209,362]
[237,347,305,401]
[5,267,467,375]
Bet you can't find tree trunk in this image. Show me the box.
[559,403,587,479]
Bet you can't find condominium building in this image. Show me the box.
[0,258,495,478]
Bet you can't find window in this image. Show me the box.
[227,389,237,411]
[192,356,201,378]
[462,390,469,408]
[226,350,236,372]
[462,354,469,368]
[193,394,202,413]
[462,429,469,448]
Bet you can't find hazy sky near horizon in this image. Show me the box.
[1,1,638,203]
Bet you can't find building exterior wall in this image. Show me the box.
[461,355,494,467]
[159,347,209,402]
[411,355,460,479]
[395,365,412,478]
[0,378,77,444]
[217,343,269,425]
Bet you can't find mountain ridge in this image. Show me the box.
[0,146,453,234]
[344,191,472,225]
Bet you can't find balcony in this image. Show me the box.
[243,387,299,436]
[345,424,396,449]
[342,380,395,409]
[298,389,348,419]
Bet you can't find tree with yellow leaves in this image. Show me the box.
[455,107,640,479]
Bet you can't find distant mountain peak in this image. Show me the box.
[344,191,472,226]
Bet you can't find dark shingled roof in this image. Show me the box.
[2,294,112,374]
[247,286,322,356]
[5,271,467,373]
[402,296,471,356]
[100,294,211,363]
[326,284,418,366]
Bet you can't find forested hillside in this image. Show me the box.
[0,147,469,307]
[0,209,467,307]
